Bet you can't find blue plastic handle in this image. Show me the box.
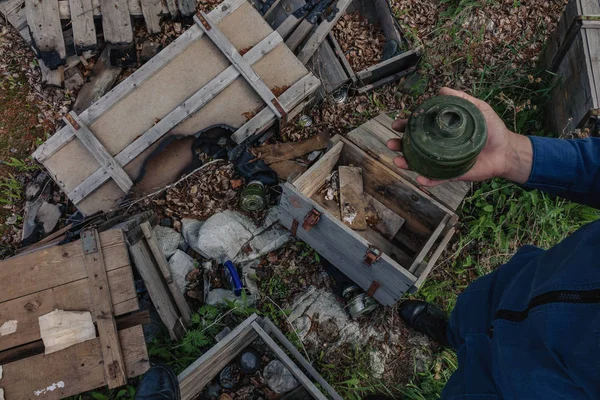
[224,260,243,296]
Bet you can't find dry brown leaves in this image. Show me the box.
[152,160,242,221]
[333,12,387,71]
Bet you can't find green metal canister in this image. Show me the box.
[402,95,488,180]
[240,180,267,211]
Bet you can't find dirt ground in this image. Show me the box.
[0,0,568,397]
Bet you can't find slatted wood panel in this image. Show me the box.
[346,113,470,211]
[25,0,66,68]
[68,0,97,52]
[0,229,137,352]
[1,326,149,400]
[33,0,313,216]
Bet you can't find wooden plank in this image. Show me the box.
[413,226,456,290]
[276,13,305,39]
[271,160,307,181]
[178,315,259,400]
[81,229,127,389]
[195,11,284,121]
[310,38,349,93]
[293,141,343,197]
[232,73,321,144]
[347,115,469,211]
[177,0,195,16]
[69,0,97,53]
[73,46,123,114]
[357,67,416,94]
[2,326,149,400]
[140,0,163,34]
[128,239,183,341]
[67,30,284,205]
[356,49,420,85]
[408,215,449,274]
[278,183,415,305]
[64,112,134,196]
[57,0,162,18]
[286,19,314,51]
[25,0,66,67]
[296,0,353,63]
[0,266,137,352]
[164,0,178,17]
[100,0,133,45]
[365,192,404,240]
[0,229,129,303]
[260,318,343,400]
[140,222,192,326]
[327,32,356,82]
[338,166,367,230]
[255,131,330,164]
[373,0,402,43]
[251,321,327,400]
[33,0,247,162]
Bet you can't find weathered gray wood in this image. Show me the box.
[73,46,122,113]
[231,73,321,144]
[140,221,192,326]
[365,192,405,240]
[69,0,97,52]
[276,13,304,39]
[178,315,259,400]
[339,166,368,230]
[0,0,30,42]
[286,19,314,51]
[164,0,178,17]
[129,240,183,340]
[195,11,284,121]
[140,0,163,33]
[356,49,420,85]
[177,0,195,16]
[67,31,283,204]
[64,112,134,195]
[57,0,166,18]
[25,0,66,67]
[278,182,415,306]
[413,226,456,290]
[100,0,133,44]
[408,215,449,274]
[33,0,245,162]
[347,114,469,211]
[293,141,343,197]
[310,39,348,93]
[327,32,356,82]
[251,321,328,400]
[356,67,416,94]
[296,0,353,63]
[260,318,344,400]
[373,0,402,44]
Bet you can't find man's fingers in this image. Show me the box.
[393,156,409,169]
[439,87,491,111]
[416,175,448,187]
[387,138,402,151]
[392,119,407,132]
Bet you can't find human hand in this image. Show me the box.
[386,87,532,186]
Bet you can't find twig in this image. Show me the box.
[265,295,312,363]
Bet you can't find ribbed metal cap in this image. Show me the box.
[402,95,487,179]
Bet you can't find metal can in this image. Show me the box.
[342,285,378,319]
[402,95,488,180]
[240,180,267,211]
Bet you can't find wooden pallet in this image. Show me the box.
[0,229,149,398]
[178,314,343,400]
[32,0,319,216]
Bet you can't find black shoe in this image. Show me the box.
[135,364,181,400]
[398,300,449,347]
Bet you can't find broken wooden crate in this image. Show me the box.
[276,114,469,306]
[33,0,320,216]
[263,0,420,93]
[177,314,343,400]
[0,229,149,399]
[541,0,600,135]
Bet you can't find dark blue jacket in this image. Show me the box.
[443,137,600,400]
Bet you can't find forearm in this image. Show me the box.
[501,132,533,184]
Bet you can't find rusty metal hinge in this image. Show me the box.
[366,281,381,297]
[291,219,299,236]
[363,245,382,266]
[302,209,321,231]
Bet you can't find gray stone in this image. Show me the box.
[181,218,204,255]
[215,326,232,342]
[168,250,196,293]
[193,212,254,261]
[36,202,61,233]
[154,225,182,259]
[206,288,257,306]
[263,360,299,394]
[22,200,42,240]
[233,224,290,263]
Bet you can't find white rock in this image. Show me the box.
[181,218,204,254]
[36,202,61,233]
[168,250,196,293]
[193,212,255,261]
[154,225,182,259]
[234,224,290,263]
[264,360,299,394]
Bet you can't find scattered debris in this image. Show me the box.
[36,201,61,234]
[264,360,300,394]
[333,12,387,71]
[168,250,197,294]
[154,225,183,259]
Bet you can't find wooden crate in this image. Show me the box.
[0,229,150,399]
[32,0,320,216]
[542,0,600,135]
[276,114,469,306]
[177,314,343,400]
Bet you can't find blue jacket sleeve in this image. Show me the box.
[524,136,600,208]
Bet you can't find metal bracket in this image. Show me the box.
[302,209,321,232]
[363,245,382,266]
[81,229,99,255]
[366,281,381,297]
[194,12,212,30]
[291,219,299,236]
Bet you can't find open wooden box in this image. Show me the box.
[276,115,465,306]
[177,314,342,400]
